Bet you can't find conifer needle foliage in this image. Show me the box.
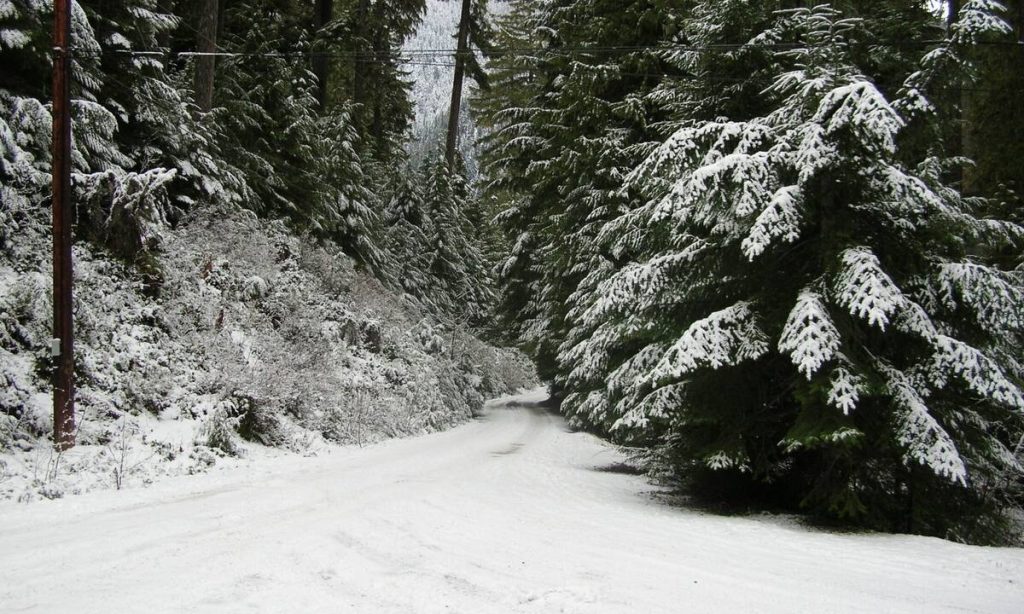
[486,0,1024,542]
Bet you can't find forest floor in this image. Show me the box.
[1,388,1022,613]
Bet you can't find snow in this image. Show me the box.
[883,363,968,484]
[403,0,510,175]
[779,289,840,379]
[835,246,906,330]
[931,335,1024,410]
[650,301,769,381]
[812,81,903,155]
[741,184,804,260]
[2,388,1021,613]
[952,1,1014,43]
[827,364,864,415]
[935,262,1024,331]
[0,27,29,50]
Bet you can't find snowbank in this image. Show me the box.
[0,201,535,501]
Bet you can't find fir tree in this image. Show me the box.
[421,154,494,325]
[559,3,1024,541]
[333,0,427,161]
[0,0,196,257]
[480,0,684,390]
[383,162,435,301]
[212,1,380,262]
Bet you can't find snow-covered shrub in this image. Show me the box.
[77,168,177,262]
[0,198,535,499]
[199,406,245,458]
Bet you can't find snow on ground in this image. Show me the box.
[1,388,1022,613]
[1,203,534,501]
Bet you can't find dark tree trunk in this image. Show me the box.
[352,0,371,117]
[1018,0,1023,42]
[445,0,472,168]
[313,0,334,109]
[371,19,387,147]
[217,0,228,39]
[947,0,967,190]
[194,0,219,112]
[947,0,961,28]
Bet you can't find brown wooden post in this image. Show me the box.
[51,0,75,450]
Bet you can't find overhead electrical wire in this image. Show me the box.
[67,37,1022,62]
[62,38,1018,94]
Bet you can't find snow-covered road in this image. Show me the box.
[1,388,1022,613]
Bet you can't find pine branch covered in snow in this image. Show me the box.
[650,302,769,382]
[779,290,840,380]
[881,363,968,485]
[549,3,1024,541]
[835,247,906,331]
[826,363,864,415]
[741,185,804,260]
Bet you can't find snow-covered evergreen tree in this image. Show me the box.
[328,0,427,161]
[559,3,1024,540]
[421,154,495,325]
[212,1,381,262]
[480,0,684,388]
[383,163,436,301]
[1,0,194,262]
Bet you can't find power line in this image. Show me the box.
[68,37,1023,61]
[409,39,1023,55]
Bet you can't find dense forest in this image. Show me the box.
[1,0,1023,545]
[479,0,1024,544]
[0,0,532,500]
[1,0,497,315]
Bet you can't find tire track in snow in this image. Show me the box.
[0,388,1022,613]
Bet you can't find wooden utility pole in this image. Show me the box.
[51,0,75,450]
[445,0,472,168]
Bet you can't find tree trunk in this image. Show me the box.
[351,0,372,140]
[52,0,75,450]
[1018,0,1023,42]
[371,16,387,147]
[947,0,967,190]
[946,0,960,28]
[313,0,333,110]
[445,0,472,168]
[962,0,1024,196]
[194,0,219,112]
